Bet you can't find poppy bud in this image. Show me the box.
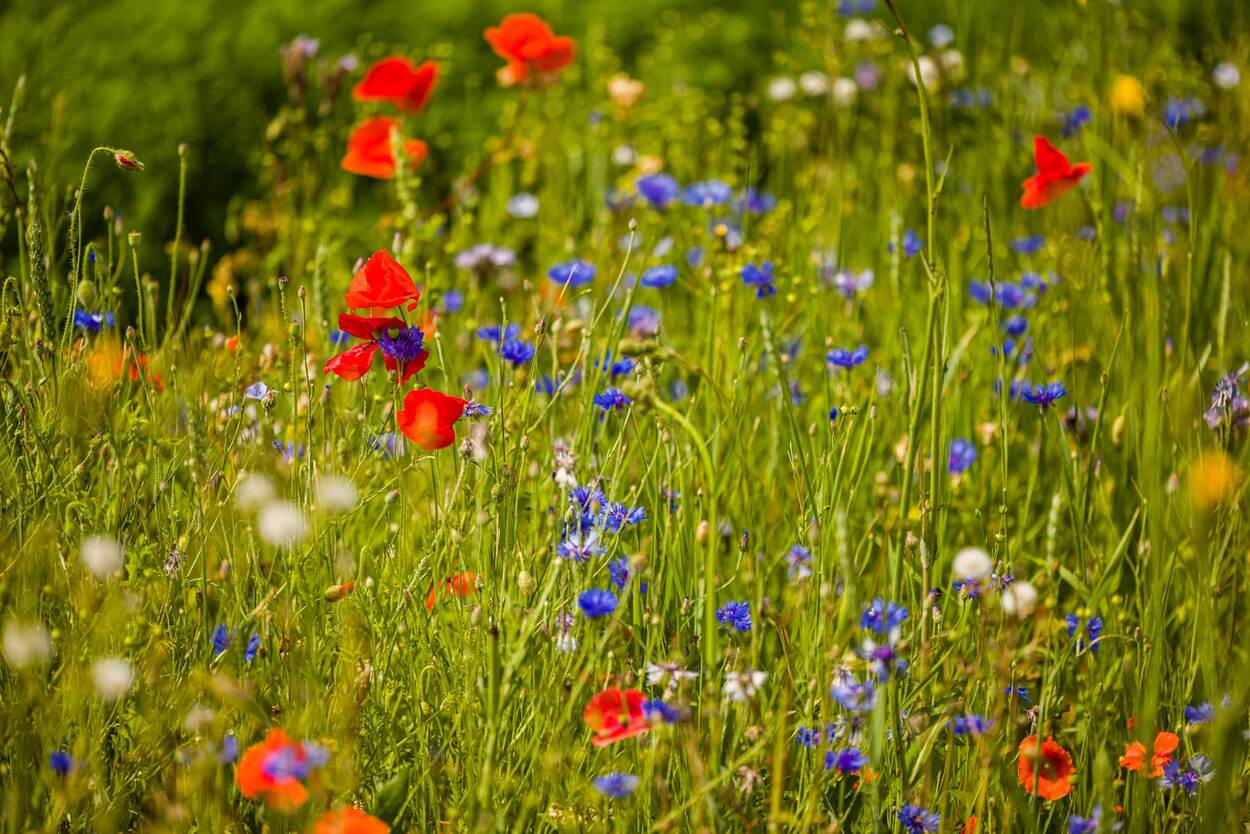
[517,569,534,597]
[76,279,98,308]
[324,580,355,602]
[113,150,144,172]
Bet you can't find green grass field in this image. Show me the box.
[1,1,1248,832]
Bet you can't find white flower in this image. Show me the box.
[235,473,276,512]
[91,657,134,701]
[939,49,964,80]
[183,704,216,732]
[257,501,309,548]
[831,77,858,107]
[844,19,875,42]
[611,143,636,167]
[1000,581,1038,617]
[799,71,829,96]
[81,535,123,578]
[646,661,699,691]
[723,669,768,703]
[928,23,955,49]
[506,193,540,219]
[1214,62,1241,90]
[2,621,52,668]
[952,547,993,581]
[555,631,578,653]
[907,55,941,90]
[315,475,357,514]
[767,76,798,102]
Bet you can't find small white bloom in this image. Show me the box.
[928,23,955,49]
[799,71,829,96]
[555,631,578,653]
[767,76,798,102]
[723,669,768,703]
[81,535,123,578]
[2,621,52,668]
[91,657,134,701]
[611,143,636,167]
[235,472,276,512]
[952,547,993,581]
[646,661,699,691]
[907,55,941,90]
[938,49,964,80]
[1000,581,1038,617]
[506,192,540,219]
[1214,62,1241,90]
[844,19,875,42]
[315,475,358,514]
[831,77,858,107]
[257,501,309,548]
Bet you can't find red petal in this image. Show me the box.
[324,342,379,381]
[337,312,404,340]
[344,251,420,311]
[395,388,467,450]
[1033,135,1071,176]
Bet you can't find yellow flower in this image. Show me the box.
[1189,452,1242,512]
[1111,74,1145,118]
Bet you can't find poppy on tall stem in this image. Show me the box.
[235,728,328,810]
[396,388,468,450]
[1019,136,1091,209]
[582,687,650,747]
[1017,735,1076,800]
[342,117,427,179]
[484,13,575,86]
[1120,731,1179,777]
[353,57,438,113]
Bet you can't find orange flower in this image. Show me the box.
[484,13,575,85]
[1019,136,1091,210]
[353,57,438,113]
[396,389,467,450]
[313,807,390,834]
[426,572,479,611]
[582,687,650,747]
[1017,736,1076,800]
[341,117,427,179]
[235,728,325,810]
[1120,731,1178,777]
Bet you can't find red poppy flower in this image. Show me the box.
[345,250,421,312]
[313,807,390,834]
[962,816,977,834]
[484,13,575,85]
[582,687,650,747]
[1017,736,1076,800]
[1019,136,1092,209]
[341,117,427,179]
[1120,731,1178,777]
[353,57,439,113]
[235,728,324,809]
[425,571,479,611]
[396,388,467,450]
[323,313,428,384]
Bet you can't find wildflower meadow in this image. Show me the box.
[2,1,1250,831]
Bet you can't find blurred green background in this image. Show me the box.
[0,0,1243,260]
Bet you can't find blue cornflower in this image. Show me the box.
[785,545,813,580]
[1163,97,1205,130]
[1060,104,1092,138]
[272,441,305,463]
[796,726,821,747]
[860,598,908,634]
[1010,234,1045,254]
[737,188,776,214]
[1003,686,1031,703]
[829,407,840,422]
[952,578,983,599]
[640,264,678,288]
[593,772,639,798]
[628,305,661,337]
[49,751,75,775]
[1022,381,1069,411]
[716,600,752,632]
[328,329,351,346]
[464,400,493,418]
[244,634,260,662]
[74,310,115,332]
[476,323,521,344]
[928,23,954,48]
[593,387,632,411]
[1065,613,1103,653]
[827,345,868,370]
[578,588,618,618]
[376,324,425,363]
[681,179,733,207]
[1184,702,1215,725]
[830,672,877,713]
[219,733,239,764]
[1159,756,1214,795]
[548,259,596,287]
[900,229,924,257]
[898,804,940,834]
[244,381,270,400]
[825,747,868,774]
[741,261,777,298]
[1066,806,1102,834]
[948,438,977,474]
[499,339,536,365]
[595,351,635,379]
[608,557,631,590]
[949,713,995,736]
[969,280,1036,309]
[837,0,876,15]
[558,530,605,563]
[440,289,465,314]
[601,501,646,532]
[1003,315,1029,337]
[643,699,683,723]
[636,173,680,209]
[211,624,232,656]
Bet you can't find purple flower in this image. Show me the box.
[548,259,596,287]
[827,345,869,370]
[741,262,777,298]
[640,265,678,288]
[636,173,680,209]
[948,438,977,474]
[1022,381,1069,411]
[593,771,639,798]
[578,588,619,618]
